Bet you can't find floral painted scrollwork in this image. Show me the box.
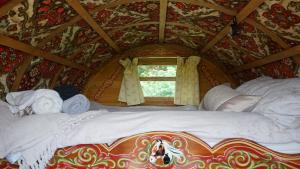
[2,132,300,169]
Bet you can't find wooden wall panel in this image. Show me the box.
[84,44,233,105]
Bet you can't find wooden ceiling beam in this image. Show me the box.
[229,45,300,73]
[66,0,121,53]
[159,0,168,43]
[0,0,23,17]
[0,35,92,72]
[50,66,64,89]
[201,0,265,53]
[11,56,33,91]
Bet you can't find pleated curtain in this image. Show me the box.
[175,56,201,105]
[118,58,144,105]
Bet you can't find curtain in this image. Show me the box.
[118,58,144,105]
[175,56,201,105]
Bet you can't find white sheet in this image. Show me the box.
[1,110,299,169]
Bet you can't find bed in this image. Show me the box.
[1,76,300,169]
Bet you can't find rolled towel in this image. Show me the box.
[62,94,90,114]
[6,90,36,114]
[32,89,63,114]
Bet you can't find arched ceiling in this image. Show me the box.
[0,0,300,98]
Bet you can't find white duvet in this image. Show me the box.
[1,110,299,169]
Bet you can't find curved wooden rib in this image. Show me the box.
[2,131,300,169]
[0,0,23,17]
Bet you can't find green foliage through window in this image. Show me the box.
[140,81,175,97]
[138,65,176,97]
[138,65,176,77]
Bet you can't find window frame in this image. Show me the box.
[137,57,177,105]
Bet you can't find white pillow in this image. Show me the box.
[252,88,300,116]
[236,76,274,95]
[217,95,261,112]
[203,84,260,112]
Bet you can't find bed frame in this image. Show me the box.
[1,131,300,169]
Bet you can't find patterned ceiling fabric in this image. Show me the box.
[79,0,115,12]
[55,67,77,87]
[40,20,100,57]
[167,2,232,33]
[18,58,59,91]
[73,40,113,65]
[164,24,213,49]
[230,22,283,56]
[0,46,27,99]
[233,58,299,84]
[73,71,91,90]
[206,0,251,11]
[93,1,159,29]
[86,44,114,69]
[255,1,300,47]
[109,24,159,49]
[0,0,36,44]
[34,0,77,34]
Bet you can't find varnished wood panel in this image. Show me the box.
[85,44,233,105]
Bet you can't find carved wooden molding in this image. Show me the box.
[65,0,121,53]
[0,35,92,72]
[201,0,265,53]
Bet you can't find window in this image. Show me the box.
[138,64,177,97]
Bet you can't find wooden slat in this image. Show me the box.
[140,77,176,81]
[37,16,82,48]
[229,45,300,73]
[0,35,92,72]
[11,56,33,91]
[67,37,101,59]
[172,0,236,16]
[159,0,168,43]
[66,0,121,52]
[0,0,23,17]
[201,0,265,53]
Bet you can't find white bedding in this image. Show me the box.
[1,109,299,169]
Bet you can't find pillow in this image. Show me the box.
[203,84,240,111]
[236,76,274,95]
[216,95,261,112]
[252,88,300,116]
[203,84,260,112]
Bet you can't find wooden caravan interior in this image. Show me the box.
[1,1,300,169]
[0,0,299,104]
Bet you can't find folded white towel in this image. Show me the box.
[6,89,63,115]
[32,89,63,114]
[62,94,90,114]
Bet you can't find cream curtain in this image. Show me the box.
[118,58,144,105]
[175,56,201,105]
